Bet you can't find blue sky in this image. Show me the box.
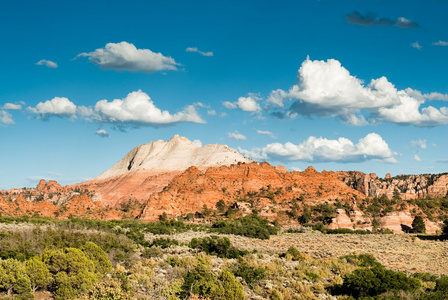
[1,0,447,189]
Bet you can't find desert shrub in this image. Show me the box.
[279,246,306,261]
[78,277,134,300]
[150,237,179,249]
[337,266,421,298]
[180,264,245,299]
[0,259,33,297]
[211,215,279,240]
[189,236,249,259]
[82,242,112,275]
[42,243,111,299]
[233,259,267,287]
[141,247,163,258]
[340,254,383,268]
[25,256,52,292]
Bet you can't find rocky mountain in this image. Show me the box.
[337,171,448,199]
[75,135,253,204]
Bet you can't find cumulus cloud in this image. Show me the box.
[224,95,261,113]
[414,154,422,162]
[28,97,77,120]
[266,57,448,127]
[2,103,22,110]
[95,129,109,137]
[239,133,397,163]
[432,40,448,46]
[345,11,418,28]
[79,90,205,126]
[228,131,247,140]
[411,42,422,50]
[207,110,216,116]
[0,110,14,125]
[411,139,427,149]
[186,47,213,57]
[77,42,179,73]
[424,92,448,101]
[36,59,58,68]
[257,130,277,139]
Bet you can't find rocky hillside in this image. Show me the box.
[75,135,253,204]
[337,171,448,199]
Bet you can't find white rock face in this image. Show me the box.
[95,135,253,180]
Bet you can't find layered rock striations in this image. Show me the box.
[338,171,448,200]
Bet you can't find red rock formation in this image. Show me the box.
[36,179,63,193]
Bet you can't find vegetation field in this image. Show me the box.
[0,216,447,299]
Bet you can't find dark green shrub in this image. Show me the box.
[150,237,179,249]
[211,215,279,240]
[189,236,249,258]
[233,259,267,287]
[340,254,383,268]
[339,266,421,298]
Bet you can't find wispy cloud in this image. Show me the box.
[411,139,427,149]
[77,42,179,73]
[228,131,247,140]
[0,110,14,125]
[36,59,58,68]
[186,47,213,57]
[239,133,397,163]
[257,130,277,139]
[432,40,448,46]
[411,42,422,50]
[95,129,109,138]
[2,103,22,110]
[345,11,418,28]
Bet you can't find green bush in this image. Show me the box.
[279,246,305,261]
[339,266,421,298]
[189,236,249,259]
[150,237,179,249]
[233,259,267,287]
[211,215,279,240]
[340,253,383,268]
[180,264,245,299]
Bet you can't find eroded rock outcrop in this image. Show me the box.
[338,171,448,199]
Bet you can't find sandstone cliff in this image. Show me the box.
[338,171,448,199]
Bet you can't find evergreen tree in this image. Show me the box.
[411,216,426,233]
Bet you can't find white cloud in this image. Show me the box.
[77,42,179,73]
[192,139,202,147]
[411,139,427,149]
[414,154,422,162]
[0,110,14,125]
[239,133,397,163]
[228,131,247,140]
[411,42,422,50]
[267,57,448,127]
[224,96,261,113]
[79,90,205,126]
[36,59,58,68]
[28,97,77,119]
[207,110,216,116]
[424,92,448,101]
[186,47,213,57]
[2,103,22,110]
[433,40,448,46]
[95,129,109,137]
[257,130,277,139]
